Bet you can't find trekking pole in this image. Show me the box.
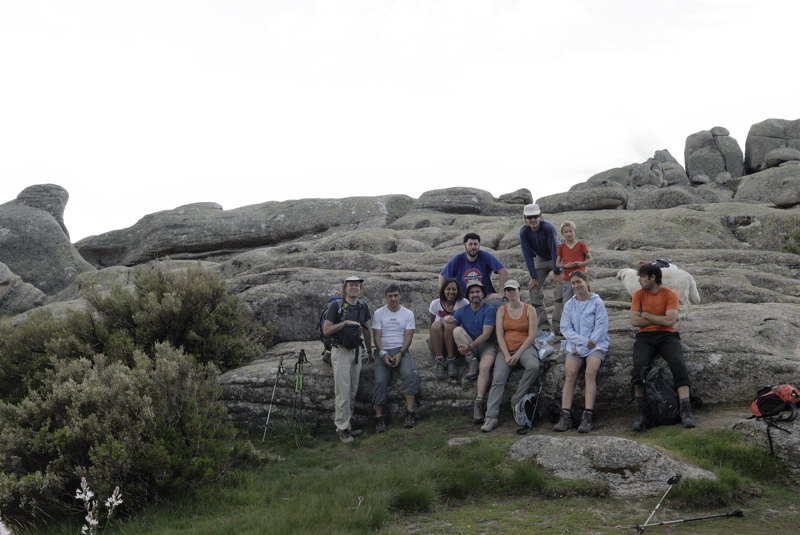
[638,509,743,530]
[517,357,553,435]
[261,355,285,442]
[635,474,681,534]
[292,349,308,422]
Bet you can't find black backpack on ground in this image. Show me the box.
[640,366,681,427]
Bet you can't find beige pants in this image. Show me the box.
[331,346,362,432]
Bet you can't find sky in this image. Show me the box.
[2,1,799,242]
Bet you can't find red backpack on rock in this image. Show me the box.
[750,384,800,421]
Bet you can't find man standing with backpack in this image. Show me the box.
[322,275,373,443]
[630,263,696,431]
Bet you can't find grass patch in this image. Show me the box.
[19,415,800,535]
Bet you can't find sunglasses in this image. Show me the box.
[525,214,541,220]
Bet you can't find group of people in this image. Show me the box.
[322,203,696,444]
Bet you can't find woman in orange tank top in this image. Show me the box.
[480,280,541,432]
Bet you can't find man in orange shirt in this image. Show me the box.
[630,263,695,431]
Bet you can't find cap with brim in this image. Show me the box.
[344,275,364,283]
[465,279,486,295]
[523,203,541,217]
[503,279,521,290]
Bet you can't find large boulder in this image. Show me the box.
[538,183,628,212]
[626,185,707,210]
[654,149,690,186]
[763,147,800,169]
[0,184,95,295]
[508,435,716,496]
[734,163,800,207]
[745,118,800,173]
[0,262,46,312]
[685,127,744,181]
[411,187,524,216]
[75,196,415,267]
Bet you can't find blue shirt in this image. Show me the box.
[559,293,610,357]
[440,250,505,295]
[454,303,497,342]
[519,220,561,279]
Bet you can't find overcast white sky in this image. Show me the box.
[2,1,798,242]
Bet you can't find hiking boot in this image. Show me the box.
[349,428,363,437]
[404,410,416,429]
[472,398,486,424]
[446,357,458,380]
[465,356,479,381]
[632,397,648,432]
[679,397,696,429]
[337,429,353,444]
[553,408,573,432]
[577,409,593,433]
[434,357,447,380]
[375,416,386,434]
[481,416,498,433]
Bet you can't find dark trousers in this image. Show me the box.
[631,331,691,388]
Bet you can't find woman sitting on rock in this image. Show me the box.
[554,270,610,433]
[481,279,540,432]
[429,277,469,381]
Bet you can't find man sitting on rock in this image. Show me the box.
[453,280,498,425]
[372,283,420,433]
[630,263,696,431]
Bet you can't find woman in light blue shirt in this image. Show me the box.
[554,270,609,433]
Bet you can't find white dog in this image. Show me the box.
[616,267,701,316]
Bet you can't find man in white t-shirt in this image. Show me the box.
[372,283,420,433]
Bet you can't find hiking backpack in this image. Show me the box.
[640,366,681,427]
[750,384,800,421]
[316,298,367,355]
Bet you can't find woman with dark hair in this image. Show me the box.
[429,277,469,380]
[554,270,609,433]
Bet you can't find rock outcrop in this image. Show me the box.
[3,118,800,465]
[508,435,716,496]
[745,118,800,173]
[0,184,95,295]
[0,262,46,313]
[685,126,744,182]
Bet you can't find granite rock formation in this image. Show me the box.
[3,119,800,478]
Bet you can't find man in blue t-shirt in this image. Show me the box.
[439,232,508,305]
[519,203,563,334]
[453,280,498,425]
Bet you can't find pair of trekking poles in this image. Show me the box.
[632,474,743,533]
[261,349,308,442]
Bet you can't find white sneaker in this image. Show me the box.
[512,402,525,426]
[481,417,498,433]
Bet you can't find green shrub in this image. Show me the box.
[0,344,244,521]
[82,261,273,371]
[0,261,274,404]
[0,261,274,526]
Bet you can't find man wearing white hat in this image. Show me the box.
[322,275,373,443]
[519,203,563,334]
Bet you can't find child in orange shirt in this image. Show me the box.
[556,221,593,304]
